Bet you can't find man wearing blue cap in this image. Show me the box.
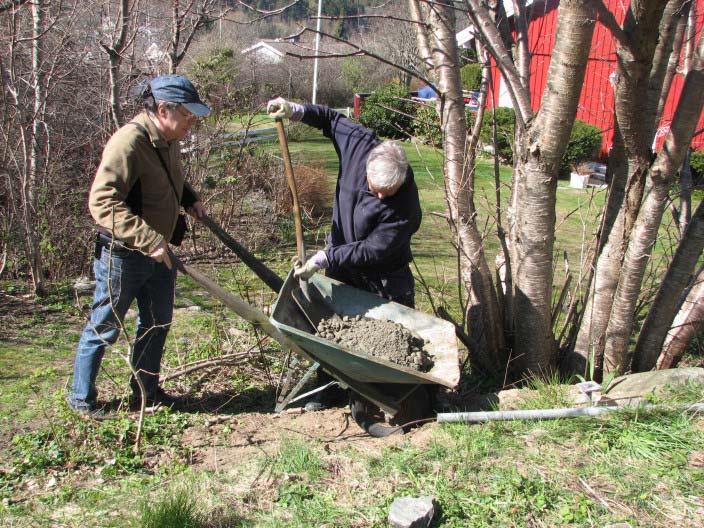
[68,75,210,416]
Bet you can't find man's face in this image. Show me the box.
[367,176,399,200]
[156,103,197,141]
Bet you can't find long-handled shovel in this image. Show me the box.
[274,118,333,328]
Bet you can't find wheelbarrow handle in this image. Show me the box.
[169,250,312,361]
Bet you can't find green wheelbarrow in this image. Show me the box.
[271,270,460,437]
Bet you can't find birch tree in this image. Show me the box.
[568,0,704,377]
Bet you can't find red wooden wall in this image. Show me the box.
[489,0,704,158]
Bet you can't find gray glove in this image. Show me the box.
[293,250,328,281]
[267,97,293,119]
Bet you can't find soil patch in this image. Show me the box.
[316,315,434,371]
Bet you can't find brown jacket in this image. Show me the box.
[88,112,197,253]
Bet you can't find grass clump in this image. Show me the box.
[140,488,201,528]
[268,436,326,480]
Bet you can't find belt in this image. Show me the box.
[94,228,136,255]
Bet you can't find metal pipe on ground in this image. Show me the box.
[436,402,704,424]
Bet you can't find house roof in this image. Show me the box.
[241,39,320,59]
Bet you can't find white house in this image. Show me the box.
[241,37,305,64]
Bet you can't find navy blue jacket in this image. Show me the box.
[301,104,421,279]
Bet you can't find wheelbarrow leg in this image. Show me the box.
[274,361,320,413]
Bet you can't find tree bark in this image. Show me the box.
[571,0,669,377]
[646,0,689,144]
[427,0,505,372]
[27,0,45,295]
[635,200,704,370]
[102,0,132,130]
[603,30,704,373]
[508,0,596,374]
[656,265,704,369]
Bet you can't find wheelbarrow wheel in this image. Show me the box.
[350,386,433,438]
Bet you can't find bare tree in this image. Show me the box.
[98,0,140,130]
[165,0,224,73]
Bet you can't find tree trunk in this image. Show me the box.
[104,0,131,130]
[27,0,45,295]
[634,199,704,370]
[603,32,704,373]
[646,0,689,143]
[508,0,596,374]
[427,0,505,372]
[571,0,669,377]
[656,265,704,369]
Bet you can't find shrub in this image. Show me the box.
[689,150,704,183]
[461,63,483,91]
[412,103,442,147]
[560,120,602,176]
[187,48,252,114]
[411,105,515,160]
[359,82,415,139]
[474,107,516,164]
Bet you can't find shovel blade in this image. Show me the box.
[291,283,336,331]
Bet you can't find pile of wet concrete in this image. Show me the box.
[316,314,434,372]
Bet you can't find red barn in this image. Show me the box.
[485,0,704,157]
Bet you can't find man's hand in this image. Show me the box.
[149,239,172,269]
[293,250,328,281]
[267,97,292,120]
[186,200,205,221]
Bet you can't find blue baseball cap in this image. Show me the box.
[149,75,211,117]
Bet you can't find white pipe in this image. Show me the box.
[436,402,704,424]
[312,0,323,104]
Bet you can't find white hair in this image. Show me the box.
[366,141,408,192]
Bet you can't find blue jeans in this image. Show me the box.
[69,239,176,407]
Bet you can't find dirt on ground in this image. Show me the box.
[316,315,434,372]
[181,405,439,471]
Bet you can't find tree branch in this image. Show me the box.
[0,0,29,13]
[462,0,532,128]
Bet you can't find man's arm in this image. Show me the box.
[326,212,414,270]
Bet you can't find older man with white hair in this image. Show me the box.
[267,98,422,410]
[267,98,421,307]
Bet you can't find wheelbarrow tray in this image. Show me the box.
[270,271,460,390]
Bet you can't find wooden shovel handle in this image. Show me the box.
[275,118,306,262]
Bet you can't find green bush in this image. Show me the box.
[359,82,415,139]
[689,150,704,182]
[474,107,516,164]
[461,63,483,91]
[412,103,442,147]
[411,105,515,161]
[560,120,602,176]
[186,48,255,113]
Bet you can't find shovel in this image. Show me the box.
[274,118,334,329]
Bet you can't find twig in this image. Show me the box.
[161,351,251,381]
[578,477,615,513]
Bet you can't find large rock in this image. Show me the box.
[388,496,436,528]
[604,367,704,406]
